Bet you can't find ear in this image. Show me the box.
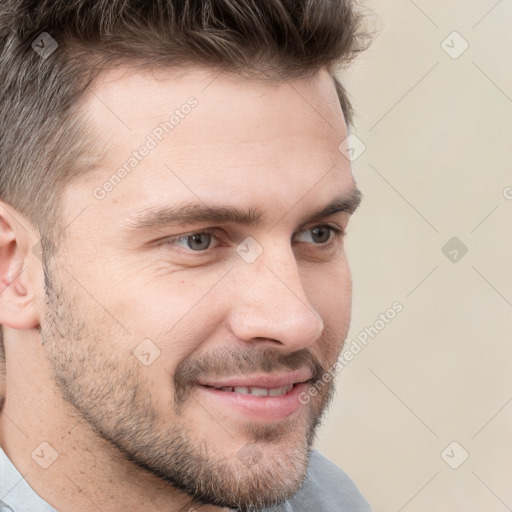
[0,202,43,332]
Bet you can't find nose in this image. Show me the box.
[228,246,324,352]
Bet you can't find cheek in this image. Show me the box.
[303,257,352,314]
[107,265,226,336]
[114,273,229,373]
[302,258,352,353]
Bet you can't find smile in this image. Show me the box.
[203,384,294,397]
[195,370,313,422]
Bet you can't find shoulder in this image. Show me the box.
[284,449,374,512]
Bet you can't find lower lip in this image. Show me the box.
[196,382,311,422]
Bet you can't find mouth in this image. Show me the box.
[195,369,313,422]
[201,383,295,397]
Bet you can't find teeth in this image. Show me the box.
[268,386,287,396]
[250,387,268,396]
[217,384,294,396]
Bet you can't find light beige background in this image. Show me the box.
[315,1,512,511]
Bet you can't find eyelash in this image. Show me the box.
[162,224,345,253]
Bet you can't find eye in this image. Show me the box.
[160,224,344,256]
[168,230,217,251]
[294,225,344,245]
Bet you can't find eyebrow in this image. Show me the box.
[124,188,362,233]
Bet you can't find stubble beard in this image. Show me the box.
[40,260,339,510]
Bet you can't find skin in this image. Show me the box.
[0,66,359,511]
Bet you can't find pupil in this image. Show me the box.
[312,227,330,243]
[188,233,211,250]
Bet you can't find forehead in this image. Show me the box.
[84,65,344,133]
[65,66,354,228]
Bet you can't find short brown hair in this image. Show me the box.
[0,0,370,380]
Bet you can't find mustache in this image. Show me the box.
[172,346,326,411]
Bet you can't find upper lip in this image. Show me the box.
[197,369,313,389]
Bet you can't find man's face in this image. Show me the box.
[41,67,359,509]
